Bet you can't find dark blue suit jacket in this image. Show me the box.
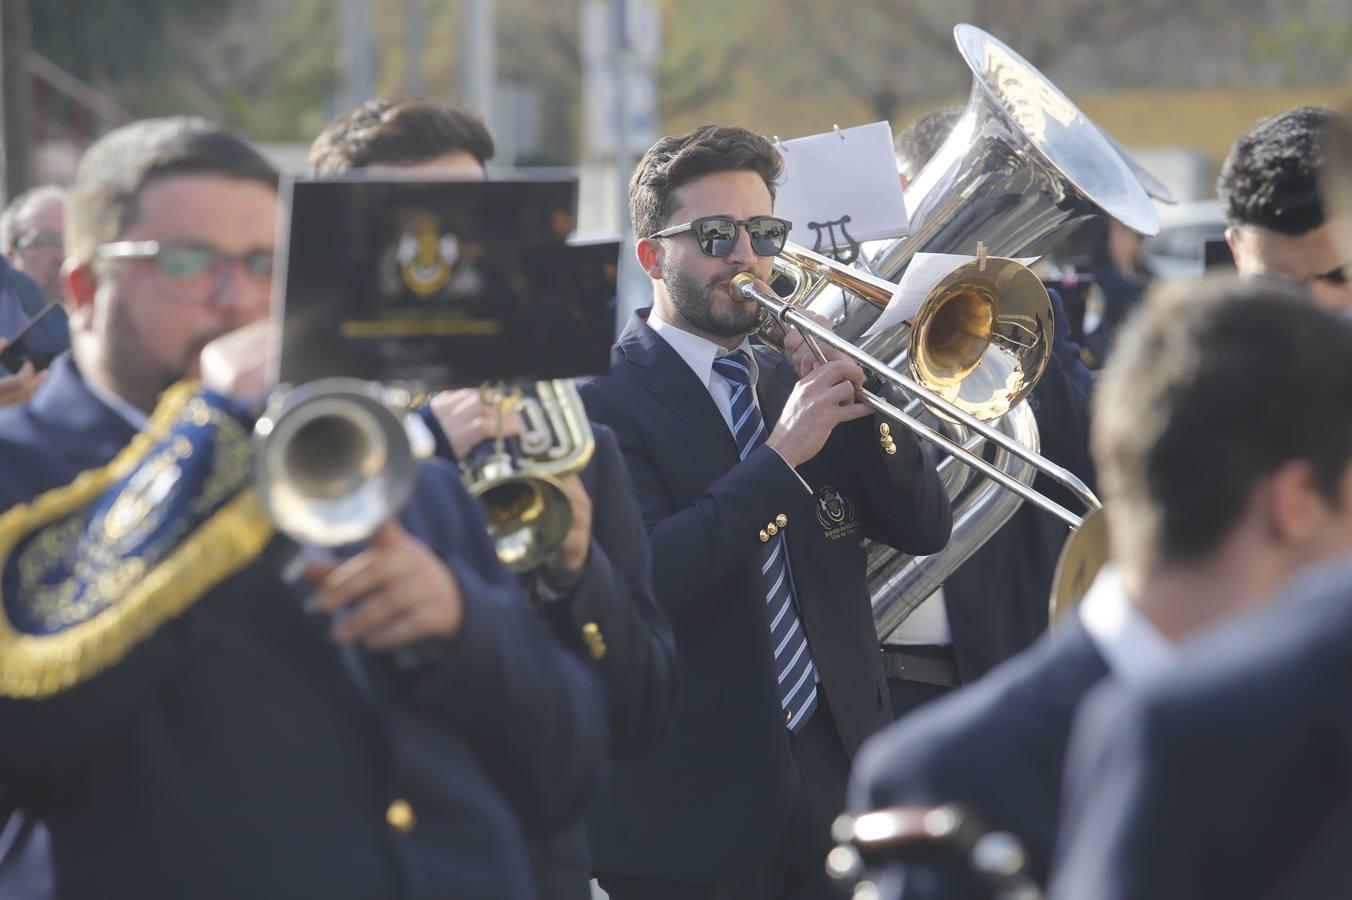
[940,289,1096,681]
[851,618,1109,896]
[578,311,953,882]
[1052,560,1352,900]
[420,406,679,900]
[0,358,607,900]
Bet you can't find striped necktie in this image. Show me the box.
[712,349,818,732]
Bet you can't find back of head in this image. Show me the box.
[1094,275,1352,569]
[307,98,495,175]
[66,117,278,262]
[1218,106,1332,235]
[894,107,963,183]
[628,124,783,241]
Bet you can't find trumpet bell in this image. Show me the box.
[473,473,575,573]
[912,257,1053,420]
[255,378,420,547]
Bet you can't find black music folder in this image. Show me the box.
[273,175,619,387]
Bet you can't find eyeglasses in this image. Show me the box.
[12,231,63,254]
[649,215,792,258]
[95,240,274,301]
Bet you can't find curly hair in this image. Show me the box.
[1217,106,1332,235]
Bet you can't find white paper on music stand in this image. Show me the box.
[862,252,1039,338]
[774,122,909,254]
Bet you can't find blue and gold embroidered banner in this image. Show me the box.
[0,383,275,698]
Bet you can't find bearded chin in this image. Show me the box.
[667,270,762,338]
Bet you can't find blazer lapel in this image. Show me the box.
[616,312,741,470]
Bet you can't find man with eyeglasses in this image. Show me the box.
[1221,106,1352,312]
[579,124,952,899]
[0,116,607,900]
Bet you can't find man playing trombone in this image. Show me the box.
[580,124,952,899]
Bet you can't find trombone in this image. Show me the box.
[731,249,1100,529]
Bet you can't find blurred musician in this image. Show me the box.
[851,275,1352,898]
[580,124,951,900]
[1221,106,1352,312]
[308,96,679,900]
[0,117,606,900]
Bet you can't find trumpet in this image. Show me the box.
[460,380,595,573]
[253,378,434,547]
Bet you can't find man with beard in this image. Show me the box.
[0,117,606,900]
[579,124,952,899]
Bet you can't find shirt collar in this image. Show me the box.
[83,376,151,431]
[647,307,758,386]
[1077,564,1176,686]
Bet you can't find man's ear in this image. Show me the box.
[62,259,98,330]
[635,236,664,281]
[1225,226,1242,265]
[1265,460,1324,545]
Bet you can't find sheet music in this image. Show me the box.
[862,252,1039,338]
[774,122,909,262]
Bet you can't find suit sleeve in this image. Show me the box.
[539,426,678,759]
[398,461,608,834]
[581,379,809,623]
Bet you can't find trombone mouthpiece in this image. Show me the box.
[730,272,759,300]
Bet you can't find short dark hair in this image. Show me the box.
[1218,106,1333,235]
[629,125,783,241]
[308,98,495,175]
[67,117,278,261]
[894,106,963,181]
[1095,275,1352,567]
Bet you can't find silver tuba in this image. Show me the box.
[765,24,1162,641]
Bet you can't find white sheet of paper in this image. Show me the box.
[774,122,909,256]
[862,252,1039,338]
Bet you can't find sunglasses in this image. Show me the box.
[650,215,792,258]
[96,240,274,301]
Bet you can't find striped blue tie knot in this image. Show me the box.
[713,348,818,731]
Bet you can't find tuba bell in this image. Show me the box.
[459,379,595,573]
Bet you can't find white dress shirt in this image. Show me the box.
[1077,563,1176,685]
[648,309,813,494]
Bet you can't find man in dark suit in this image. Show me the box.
[0,116,607,900]
[579,124,952,899]
[849,275,1352,897]
[309,97,679,900]
[1052,557,1352,900]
